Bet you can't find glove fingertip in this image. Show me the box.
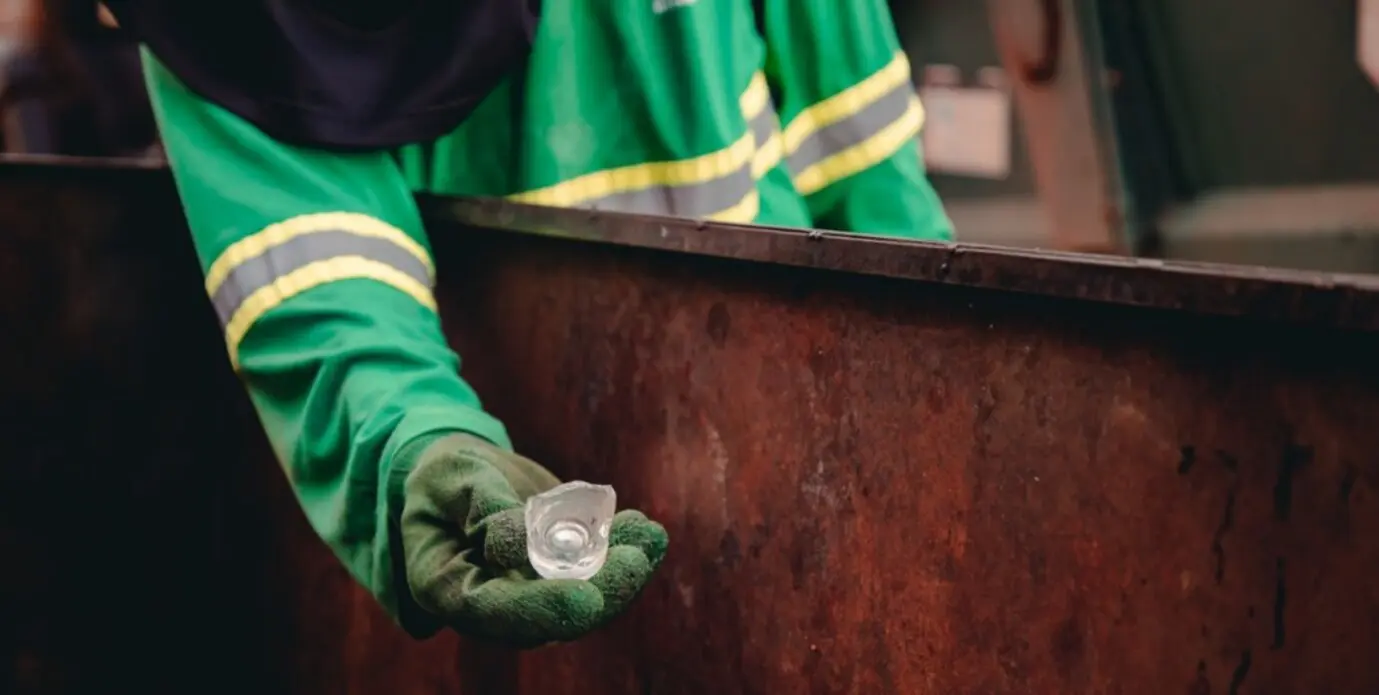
[589,546,656,627]
[611,509,650,527]
[610,512,669,568]
[593,546,652,591]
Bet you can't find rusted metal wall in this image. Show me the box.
[3,164,1379,693]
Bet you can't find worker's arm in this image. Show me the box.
[142,48,665,645]
[758,0,953,239]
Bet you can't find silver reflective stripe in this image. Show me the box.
[210,229,433,326]
[749,95,779,148]
[786,82,913,177]
[579,167,756,218]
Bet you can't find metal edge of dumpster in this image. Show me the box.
[3,155,1379,331]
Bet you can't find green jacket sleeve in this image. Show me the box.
[141,47,512,629]
[758,0,953,240]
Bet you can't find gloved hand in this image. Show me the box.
[399,434,668,648]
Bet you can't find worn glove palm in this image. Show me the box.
[400,434,668,648]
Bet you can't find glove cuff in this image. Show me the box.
[383,413,513,638]
[385,432,452,638]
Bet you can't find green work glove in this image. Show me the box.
[398,434,668,648]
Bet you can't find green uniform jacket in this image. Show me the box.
[143,0,951,628]
[401,0,953,238]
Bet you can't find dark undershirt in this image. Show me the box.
[300,0,423,30]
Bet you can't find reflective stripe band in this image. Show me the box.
[778,51,927,194]
[210,229,432,326]
[507,73,774,222]
[749,95,784,179]
[203,213,437,370]
[780,52,912,156]
[508,131,756,215]
[204,211,432,298]
[740,72,771,121]
[706,189,759,223]
[582,167,757,217]
[223,258,436,371]
[748,96,778,146]
[786,80,916,187]
[791,97,924,197]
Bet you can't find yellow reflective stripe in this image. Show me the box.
[204,212,433,298]
[780,52,913,157]
[791,97,925,196]
[223,257,437,370]
[706,190,760,224]
[509,132,756,209]
[740,71,771,120]
[752,131,783,179]
[508,73,770,210]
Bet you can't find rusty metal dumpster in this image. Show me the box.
[3,159,1379,694]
